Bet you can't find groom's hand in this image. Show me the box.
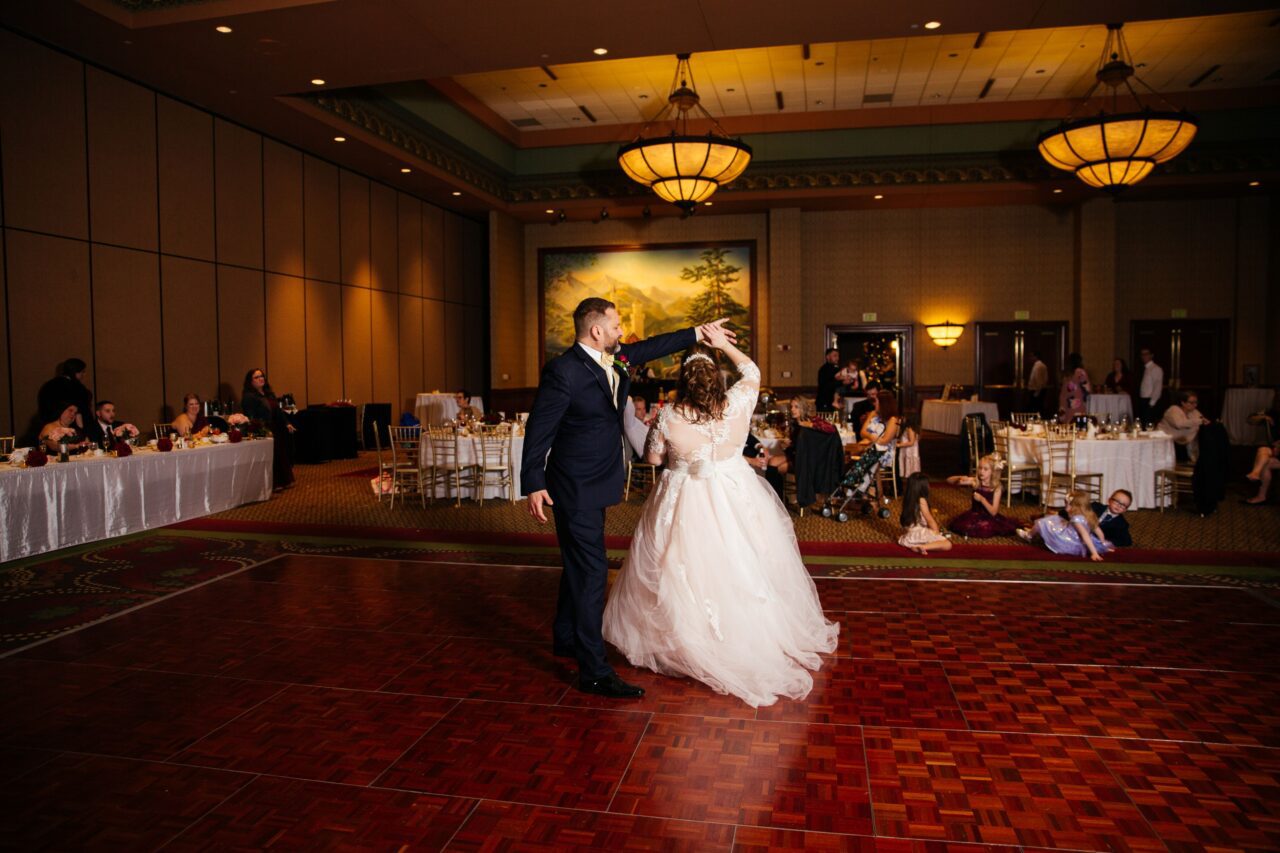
[527,489,553,523]
[696,318,737,344]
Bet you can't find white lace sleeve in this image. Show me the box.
[644,407,668,459]
[726,359,760,415]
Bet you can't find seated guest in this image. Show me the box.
[849,382,880,430]
[82,400,138,447]
[744,432,785,500]
[1160,390,1209,462]
[622,397,649,460]
[38,403,90,454]
[454,389,479,424]
[1103,358,1133,396]
[631,395,656,426]
[1245,438,1280,505]
[1061,489,1133,547]
[170,393,211,439]
[1018,491,1114,561]
[773,395,833,476]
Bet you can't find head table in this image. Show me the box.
[0,439,273,562]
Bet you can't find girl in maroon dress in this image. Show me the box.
[946,454,1021,538]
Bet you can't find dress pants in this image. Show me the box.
[551,504,612,680]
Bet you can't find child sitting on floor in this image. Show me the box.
[898,472,952,555]
[945,454,1021,538]
[1018,490,1114,561]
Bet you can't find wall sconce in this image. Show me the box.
[926,320,964,348]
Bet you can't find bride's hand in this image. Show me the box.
[698,318,737,347]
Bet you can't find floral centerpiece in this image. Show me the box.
[226,413,249,443]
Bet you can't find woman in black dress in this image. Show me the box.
[241,368,295,490]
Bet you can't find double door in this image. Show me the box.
[975,321,1068,416]
[1131,319,1229,417]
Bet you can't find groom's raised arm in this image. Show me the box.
[620,327,697,367]
[520,360,572,496]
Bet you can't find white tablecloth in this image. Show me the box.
[841,396,867,419]
[1220,388,1275,445]
[0,440,273,562]
[1005,432,1174,509]
[417,432,525,499]
[921,400,1001,435]
[413,393,485,427]
[1088,394,1133,421]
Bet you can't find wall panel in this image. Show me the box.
[0,30,88,239]
[371,289,399,406]
[303,156,340,283]
[442,213,465,304]
[305,280,343,404]
[217,265,266,397]
[463,303,485,394]
[157,96,215,261]
[423,299,447,392]
[370,182,397,291]
[0,238,9,434]
[265,274,308,405]
[444,302,465,391]
[339,171,370,287]
[459,218,485,307]
[342,285,372,403]
[160,256,218,413]
[422,204,445,300]
[6,231,92,437]
[214,120,264,269]
[398,295,424,414]
[87,69,157,251]
[263,140,304,277]
[397,195,422,296]
[92,245,163,425]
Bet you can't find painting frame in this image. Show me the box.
[537,240,757,374]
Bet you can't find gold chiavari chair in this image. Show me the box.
[370,422,392,504]
[1154,462,1195,512]
[425,425,466,507]
[387,425,425,508]
[153,423,174,440]
[472,423,514,505]
[0,436,14,457]
[990,423,1041,506]
[625,459,658,500]
[1041,433,1103,509]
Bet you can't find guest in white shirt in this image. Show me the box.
[622,396,650,460]
[1160,390,1209,462]
[1137,348,1164,423]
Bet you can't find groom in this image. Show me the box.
[523,297,732,697]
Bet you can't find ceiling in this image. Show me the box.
[1,0,1277,219]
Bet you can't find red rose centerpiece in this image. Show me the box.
[115,441,132,458]
[228,429,242,444]
[156,437,173,452]
[26,448,48,468]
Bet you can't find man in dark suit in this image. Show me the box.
[1058,489,1133,547]
[522,297,731,698]
[82,400,118,447]
[849,382,880,431]
[816,348,840,412]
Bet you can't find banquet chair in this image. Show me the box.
[472,423,514,505]
[153,423,174,440]
[1010,412,1039,427]
[1154,463,1195,512]
[387,426,425,509]
[991,425,1041,506]
[625,459,658,500]
[873,443,898,500]
[0,436,13,456]
[370,422,392,504]
[1041,435,1103,509]
[424,426,467,507]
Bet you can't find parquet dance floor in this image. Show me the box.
[3,553,1278,851]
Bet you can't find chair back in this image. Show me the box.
[388,425,421,468]
[0,436,14,455]
[474,423,511,470]
[426,426,460,468]
[153,423,174,440]
[1043,434,1076,473]
[371,421,385,464]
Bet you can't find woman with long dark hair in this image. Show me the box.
[1057,352,1091,423]
[603,334,839,708]
[241,368,295,490]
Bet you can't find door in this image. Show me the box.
[1131,319,1229,417]
[975,321,1067,417]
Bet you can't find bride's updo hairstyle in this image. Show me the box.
[677,343,727,424]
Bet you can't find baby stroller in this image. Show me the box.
[821,444,893,522]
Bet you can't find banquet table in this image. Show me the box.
[1004,430,1174,509]
[417,430,525,499]
[0,439,273,562]
[1220,388,1275,445]
[414,393,485,427]
[921,400,1000,435]
[1087,394,1133,421]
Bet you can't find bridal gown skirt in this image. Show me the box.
[603,457,840,707]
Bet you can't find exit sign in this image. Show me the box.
[862,312,877,322]
[1171,308,1188,318]
[1014,310,1030,320]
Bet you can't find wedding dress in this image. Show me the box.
[602,360,839,707]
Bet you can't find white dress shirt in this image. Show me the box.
[577,342,618,403]
[1139,361,1164,406]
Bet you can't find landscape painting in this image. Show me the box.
[539,242,755,376]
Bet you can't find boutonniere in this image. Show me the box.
[614,354,628,372]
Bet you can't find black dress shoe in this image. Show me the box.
[578,673,645,698]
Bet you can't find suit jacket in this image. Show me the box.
[83,417,115,446]
[1060,501,1132,547]
[521,328,696,509]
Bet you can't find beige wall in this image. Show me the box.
[0,29,485,437]
[501,197,1273,399]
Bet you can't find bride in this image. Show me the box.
[603,325,839,707]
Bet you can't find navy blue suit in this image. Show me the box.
[522,328,696,678]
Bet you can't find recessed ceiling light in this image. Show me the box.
[873,194,884,200]
[593,48,608,56]
[704,201,713,206]
[1052,188,1063,193]
[451,191,462,197]
[333,136,346,142]
[215,25,232,34]
[311,78,326,86]
[1248,180,1261,187]
[924,20,941,30]
[400,167,411,173]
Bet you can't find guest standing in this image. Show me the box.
[1103,358,1133,396]
[1026,350,1048,415]
[37,357,93,427]
[241,368,295,491]
[816,348,840,412]
[1056,352,1091,423]
[1137,348,1164,424]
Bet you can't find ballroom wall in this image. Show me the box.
[0,29,486,439]
[493,195,1274,405]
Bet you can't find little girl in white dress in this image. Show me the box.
[897,472,952,555]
